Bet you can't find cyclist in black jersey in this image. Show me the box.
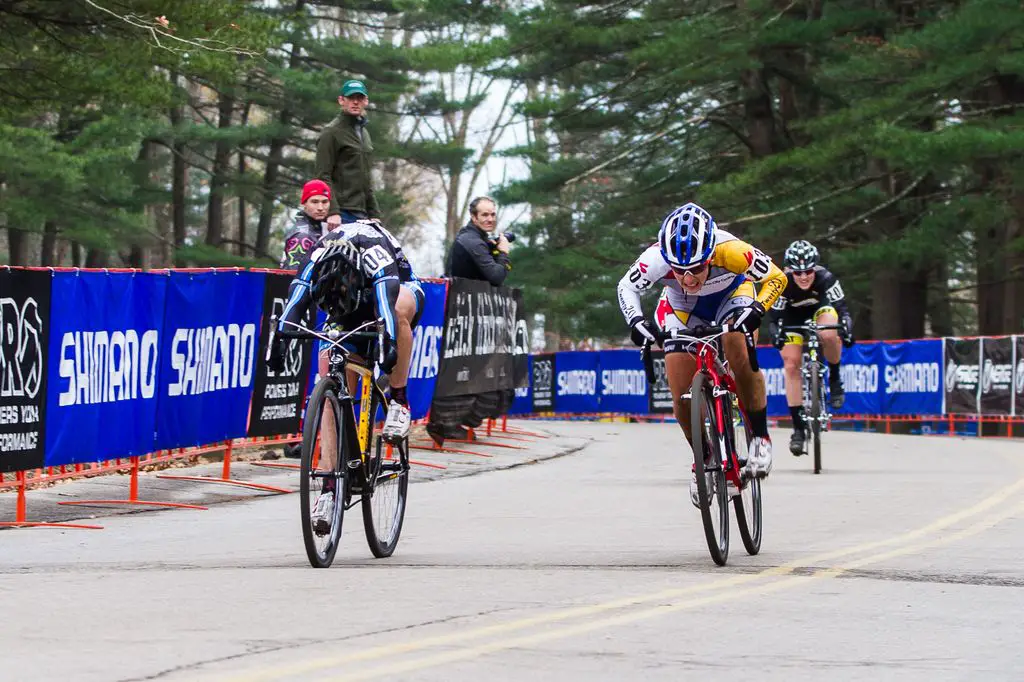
[766,240,855,456]
[269,220,424,443]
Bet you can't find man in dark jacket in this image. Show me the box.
[446,196,511,285]
[315,79,380,230]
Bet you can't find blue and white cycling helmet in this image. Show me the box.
[658,202,717,269]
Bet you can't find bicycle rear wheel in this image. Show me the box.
[731,409,762,555]
[809,366,822,474]
[690,372,729,566]
[300,377,348,568]
[362,399,410,558]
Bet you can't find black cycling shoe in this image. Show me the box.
[789,429,807,456]
[830,381,845,410]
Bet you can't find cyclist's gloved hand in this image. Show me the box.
[731,301,766,334]
[841,321,855,348]
[379,334,399,375]
[629,319,659,347]
[267,334,287,374]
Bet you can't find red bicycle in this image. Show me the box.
[642,322,763,566]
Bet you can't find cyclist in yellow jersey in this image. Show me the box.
[617,203,786,506]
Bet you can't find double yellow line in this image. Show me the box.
[228,474,1024,682]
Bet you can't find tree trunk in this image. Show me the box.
[71,241,82,267]
[206,91,235,249]
[256,0,306,259]
[741,68,776,158]
[927,258,954,336]
[85,247,107,268]
[7,228,28,265]
[170,75,188,266]
[40,220,58,266]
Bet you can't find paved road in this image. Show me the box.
[2,422,1023,682]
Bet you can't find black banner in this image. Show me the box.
[944,338,980,414]
[1015,336,1023,417]
[248,273,314,437]
[980,337,1013,415]
[532,353,555,412]
[0,269,49,472]
[647,349,673,414]
[435,278,523,397]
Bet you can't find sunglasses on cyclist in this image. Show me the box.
[670,261,709,276]
[792,268,815,276]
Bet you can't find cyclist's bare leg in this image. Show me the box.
[391,286,417,391]
[724,331,765,413]
[781,343,804,407]
[317,350,337,473]
[816,310,842,365]
[665,351,698,442]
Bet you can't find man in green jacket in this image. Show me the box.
[316,79,380,230]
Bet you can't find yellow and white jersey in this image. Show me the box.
[617,229,787,325]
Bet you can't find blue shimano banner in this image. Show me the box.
[407,281,446,421]
[509,354,532,415]
[597,350,647,414]
[154,271,265,450]
[834,342,883,415]
[45,271,166,465]
[881,339,943,415]
[755,347,789,417]
[554,351,600,414]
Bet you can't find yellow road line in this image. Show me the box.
[225,475,1024,682]
[333,499,1024,681]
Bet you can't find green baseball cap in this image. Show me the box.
[341,80,368,97]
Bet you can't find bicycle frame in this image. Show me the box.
[782,320,842,432]
[279,318,389,487]
[658,329,754,492]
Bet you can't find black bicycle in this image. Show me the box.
[276,318,410,568]
[781,321,843,474]
[642,323,762,566]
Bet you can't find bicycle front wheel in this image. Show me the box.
[690,372,729,566]
[808,365,822,474]
[300,377,348,568]
[361,429,410,558]
[731,410,762,555]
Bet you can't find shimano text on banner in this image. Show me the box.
[554,351,600,414]
[0,269,50,472]
[882,339,944,415]
[45,271,166,466]
[248,273,314,437]
[407,281,447,421]
[598,350,647,415]
[155,271,265,450]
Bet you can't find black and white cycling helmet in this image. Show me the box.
[784,240,819,272]
[310,240,367,319]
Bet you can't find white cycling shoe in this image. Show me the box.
[311,491,334,535]
[382,401,411,443]
[689,468,700,508]
[748,436,773,476]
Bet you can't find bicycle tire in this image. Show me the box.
[809,365,822,474]
[300,377,348,568]
[690,372,729,566]
[731,410,762,555]
[362,397,410,558]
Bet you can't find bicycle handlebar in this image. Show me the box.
[640,321,759,384]
[780,322,844,333]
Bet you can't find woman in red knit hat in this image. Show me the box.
[279,180,333,270]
